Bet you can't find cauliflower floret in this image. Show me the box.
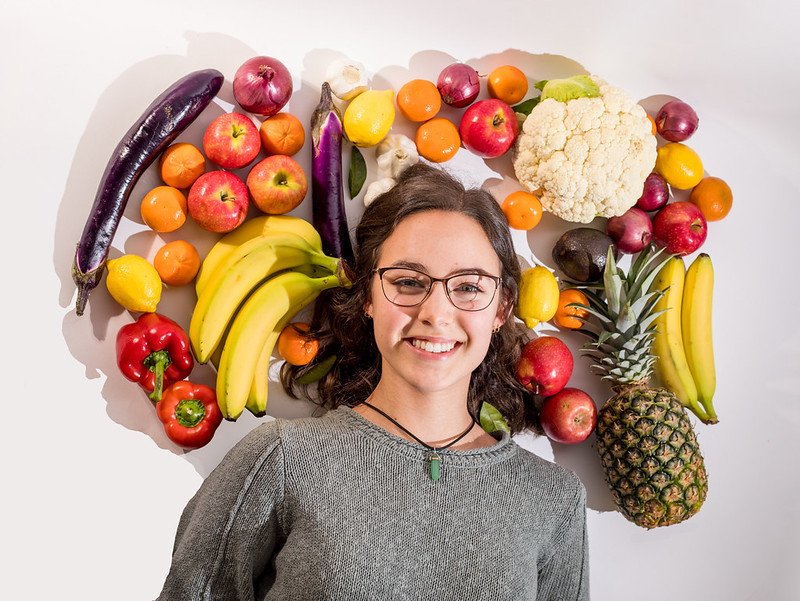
[513,77,656,223]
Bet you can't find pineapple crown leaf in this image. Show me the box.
[627,246,672,300]
[578,244,672,386]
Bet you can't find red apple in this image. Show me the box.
[539,388,597,444]
[187,170,249,233]
[459,99,518,159]
[653,201,708,255]
[515,336,574,396]
[203,112,261,170]
[246,155,308,214]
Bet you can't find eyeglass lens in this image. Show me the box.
[379,268,498,311]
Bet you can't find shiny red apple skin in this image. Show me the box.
[515,336,574,396]
[187,170,249,233]
[246,154,308,215]
[653,201,708,255]
[539,387,597,444]
[459,99,518,159]
[202,112,261,170]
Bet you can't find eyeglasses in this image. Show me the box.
[373,267,501,312]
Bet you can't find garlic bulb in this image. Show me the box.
[364,177,397,207]
[325,59,368,101]
[375,134,419,179]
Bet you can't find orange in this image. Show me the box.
[655,142,704,189]
[277,323,320,366]
[153,240,201,286]
[689,176,733,221]
[140,186,188,233]
[501,191,543,230]
[553,289,590,329]
[159,143,205,189]
[415,118,460,163]
[259,112,305,156]
[396,79,442,122]
[647,114,657,136]
[487,65,528,105]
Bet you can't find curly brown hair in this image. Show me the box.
[281,163,537,434]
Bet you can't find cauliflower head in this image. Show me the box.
[512,76,656,223]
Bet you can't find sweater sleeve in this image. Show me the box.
[156,422,286,601]
[536,481,590,601]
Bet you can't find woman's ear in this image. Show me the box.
[494,292,514,330]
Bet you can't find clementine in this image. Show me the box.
[689,176,733,221]
[415,118,460,163]
[277,323,320,366]
[501,191,543,230]
[487,65,528,105]
[259,112,305,156]
[140,186,188,233]
[153,240,201,286]
[160,143,205,189]
[397,79,442,122]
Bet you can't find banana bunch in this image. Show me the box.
[190,215,350,421]
[650,254,718,424]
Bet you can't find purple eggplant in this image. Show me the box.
[71,68,224,315]
[310,82,354,265]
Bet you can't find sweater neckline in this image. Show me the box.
[333,405,517,466]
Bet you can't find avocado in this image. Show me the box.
[552,228,617,282]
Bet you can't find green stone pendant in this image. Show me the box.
[429,452,441,481]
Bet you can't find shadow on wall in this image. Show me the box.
[55,37,617,514]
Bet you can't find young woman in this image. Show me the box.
[157,163,589,600]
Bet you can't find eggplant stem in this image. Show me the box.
[75,284,91,317]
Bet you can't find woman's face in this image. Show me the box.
[365,210,507,398]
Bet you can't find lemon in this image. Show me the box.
[343,89,395,147]
[105,254,162,313]
[515,266,560,329]
[655,142,704,190]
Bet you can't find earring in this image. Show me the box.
[364,310,373,320]
[492,324,502,334]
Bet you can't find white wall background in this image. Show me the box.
[2,1,798,599]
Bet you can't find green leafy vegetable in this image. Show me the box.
[479,402,510,434]
[348,146,367,198]
[512,97,541,116]
[296,354,337,384]
[540,75,600,103]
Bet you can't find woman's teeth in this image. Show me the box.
[411,339,456,353]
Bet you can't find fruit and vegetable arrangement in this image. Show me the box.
[70,53,732,530]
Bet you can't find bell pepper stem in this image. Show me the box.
[175,398,207,428]
[145,350,172,402]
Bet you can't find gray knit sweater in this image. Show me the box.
[157,406,589,600]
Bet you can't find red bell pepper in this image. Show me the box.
[116,313,194,402]
[157,381,222,449]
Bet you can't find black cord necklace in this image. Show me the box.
[361,401,476,482]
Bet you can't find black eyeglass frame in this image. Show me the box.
[372,267,502,312]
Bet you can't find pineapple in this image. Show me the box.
[578,245,707,529]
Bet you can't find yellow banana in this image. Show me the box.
[217,269,350,420]
[195,215,323,295]
[682,254,718,424]
[245,326,282,417]
[650,256,709,422]
[190,233,340,363]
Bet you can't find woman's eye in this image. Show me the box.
[393,278,427,289]
[453,283,482,294]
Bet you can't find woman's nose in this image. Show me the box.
[416,281,455,324]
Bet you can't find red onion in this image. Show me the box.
[636,172,670,211]
[233,56,293,117]
[607,207,653,254]
[437,63,480,108]
[655,100,699,142]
